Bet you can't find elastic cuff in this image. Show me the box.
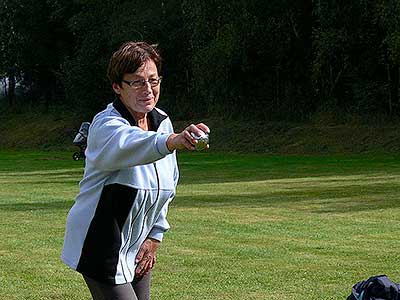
[155,133,173,156]
[148,227,165,242]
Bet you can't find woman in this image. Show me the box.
[61,41,209,300]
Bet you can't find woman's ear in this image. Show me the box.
[112,82,121,95]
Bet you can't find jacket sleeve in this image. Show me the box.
[147,201,171,242]
[173,152,179,188]
[148,149,179,242]
[86,115,172,171]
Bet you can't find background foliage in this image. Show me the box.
[1,0,400,121]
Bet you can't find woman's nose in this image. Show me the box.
[144,81,152,90]
[143,82,153,94]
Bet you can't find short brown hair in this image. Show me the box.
[107,41,161,86]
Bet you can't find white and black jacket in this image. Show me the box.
[61,98,179,284]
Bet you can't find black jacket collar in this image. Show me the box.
[112,98,167,131]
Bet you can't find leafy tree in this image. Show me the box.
[0,1,24,106]
[376,0,400,116]
[0,0,75,109]
[2,0,400,122]
[62,0,173,116]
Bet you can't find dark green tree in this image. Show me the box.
[0,0,75,109]
[2,0,400,121]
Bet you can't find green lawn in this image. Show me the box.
[0,151,399,299]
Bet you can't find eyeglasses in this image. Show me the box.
[122,77,162,89]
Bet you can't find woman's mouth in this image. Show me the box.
[139,97,153,102]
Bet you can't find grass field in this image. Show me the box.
[0,150,400,300]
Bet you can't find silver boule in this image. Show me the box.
[190,132,209,151]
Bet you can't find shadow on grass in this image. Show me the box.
[0,169,83,177]
[4,180,81,185]
[1,190,398,215]
[173,189,400,214]
[2,152,400,186]
[0,200,73,211]
[177,153,400,184]
[2,174,399,215]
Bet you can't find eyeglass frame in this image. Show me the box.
[121,76,163,89]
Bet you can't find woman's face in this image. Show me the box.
[113,59,160,117]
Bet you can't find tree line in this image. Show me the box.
[1,0,400,121]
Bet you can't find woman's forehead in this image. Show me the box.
[134,59,157,74]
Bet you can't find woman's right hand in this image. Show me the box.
[167,123,210,151]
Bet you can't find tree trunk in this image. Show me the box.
[387,64,392,115]
[2,78,7,97]
[389,64,399,113]
[7,70,16,107]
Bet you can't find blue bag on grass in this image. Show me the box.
[347,275,400,300]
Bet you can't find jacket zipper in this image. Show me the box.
[153,162,160,202]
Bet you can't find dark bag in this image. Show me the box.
[347,275,400,300]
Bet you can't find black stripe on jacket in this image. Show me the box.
[76,184,138,283]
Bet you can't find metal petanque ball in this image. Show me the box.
[191,132,209,151]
